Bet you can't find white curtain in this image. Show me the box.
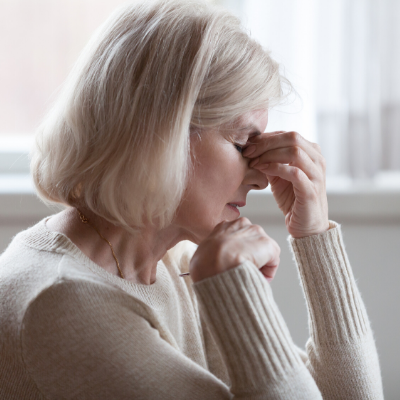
[216,0,400,182]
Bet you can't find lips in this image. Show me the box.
[226,201,246,215]
[227,201,246,208]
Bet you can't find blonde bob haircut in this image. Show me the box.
[31,0,286,231]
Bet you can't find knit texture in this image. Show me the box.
[289,222,384,399]
[0,218,383,399]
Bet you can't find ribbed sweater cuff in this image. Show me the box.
[289,221,370,346]
[193,261,304,391]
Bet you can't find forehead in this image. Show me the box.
[229,109,269,135]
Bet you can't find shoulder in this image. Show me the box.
[0,217,139,318]
[0,224,120,317]
[19,276,174,399]
[22,273,152,330]
[20,275,156,368]
[0,223,67,330]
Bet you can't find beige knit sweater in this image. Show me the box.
[0,218,383,399]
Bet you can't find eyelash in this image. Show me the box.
[234,132,258,154]
[234,144,244,154]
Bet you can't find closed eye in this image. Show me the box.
[234,144,244,153]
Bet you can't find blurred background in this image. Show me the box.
[0,0,399,397]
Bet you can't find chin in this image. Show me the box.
[178,208,240,244]
[222,208,241,221]
[186,221,222,245]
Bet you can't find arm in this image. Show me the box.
[21,279,231,400]
[21,276,319,400]
[243,130,384,399]
[194,261,322,400]
[289,221,384,399]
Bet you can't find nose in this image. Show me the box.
[242,164,269,190]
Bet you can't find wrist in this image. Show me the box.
[290,221,331,239]
[190,247,246,283]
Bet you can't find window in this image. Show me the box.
[0,0,127,189]
[1,0,399,191]
[217,0,400,189]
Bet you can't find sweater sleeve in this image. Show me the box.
[193,262,322,400]
[288,221,384,399]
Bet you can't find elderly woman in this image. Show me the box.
[0,1,383,399]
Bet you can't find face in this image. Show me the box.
[173,109,269,244]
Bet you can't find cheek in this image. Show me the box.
[189,132,247,204]
[198,150,243,191]
[174,145,246,239]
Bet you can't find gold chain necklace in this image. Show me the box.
[77,209,125,279]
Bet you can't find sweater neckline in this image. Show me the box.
[20,217,169,294]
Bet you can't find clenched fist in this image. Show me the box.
[190,217,280,283]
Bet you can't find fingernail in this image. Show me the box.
[249,157,260,167]
[243,145,256,156]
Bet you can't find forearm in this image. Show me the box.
[194,262,322,400]
[289,221,384,399]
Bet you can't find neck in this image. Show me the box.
[47,207,189,285]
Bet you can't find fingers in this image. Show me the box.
[249,146,322,182]
[251,227,281,282]
[243,131,324,168]
[213,217,252,234]
[247,227,281,277]
[257,163,315,200]
[259,264,279,282]
[215,220,281,270]
[193,218,281,283]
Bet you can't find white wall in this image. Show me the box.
[1,191,399,399]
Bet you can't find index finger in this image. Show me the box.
[242,131,285,157]
[213,217,252,234]
[243,131,320,163]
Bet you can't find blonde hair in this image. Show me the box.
[31,0,285,231]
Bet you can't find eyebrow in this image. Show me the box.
[238,125,262,137]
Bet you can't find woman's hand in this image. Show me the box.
[243,131,329,238]
[190,217,280,283]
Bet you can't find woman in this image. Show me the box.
[0,0,383,399]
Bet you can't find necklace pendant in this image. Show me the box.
[78,211,89,224]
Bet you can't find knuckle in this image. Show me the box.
[238,217,251,225]
[269,237,280,251]
[252,224,265,234]
[271,256,280,266]
[290,145,303,158]
[261,234,271,243]
[291,167,303,180]
[289,131,301,144]
[313,142,322,152]
[319,156,327,170]
[315,170,325,184]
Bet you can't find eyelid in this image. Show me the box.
[234,143,244,153]
[231,131,257,152]
[247,132,260,141]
